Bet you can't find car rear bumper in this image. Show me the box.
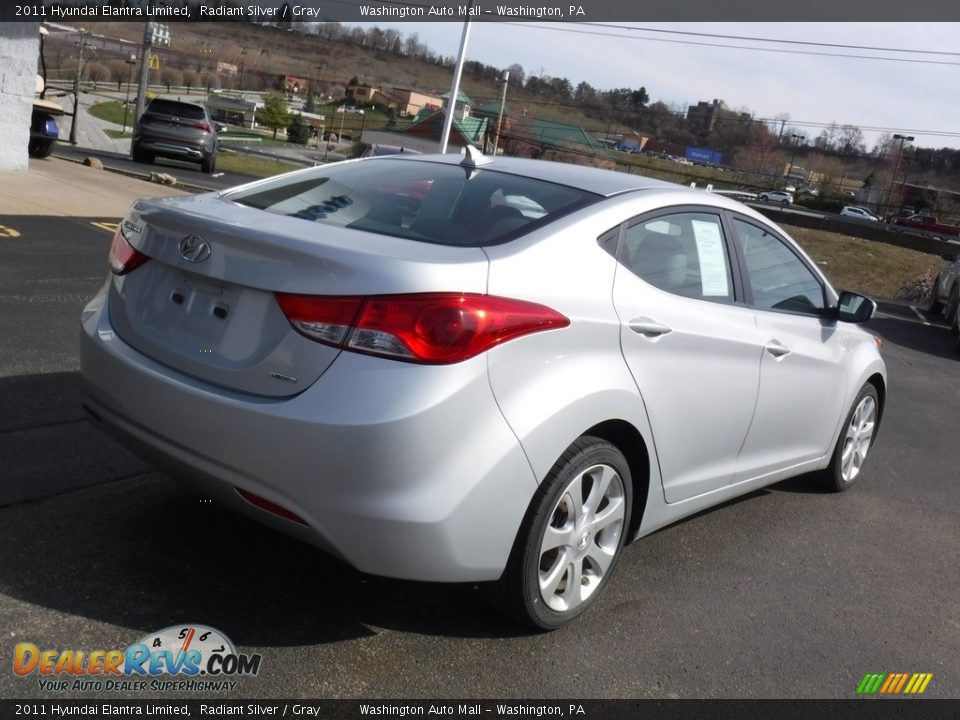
[80,288,537,582]
[135,133,213,161]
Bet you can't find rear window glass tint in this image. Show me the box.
[227,159,600,247]
[146,100,206,120]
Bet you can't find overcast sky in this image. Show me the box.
[353,22,960,151]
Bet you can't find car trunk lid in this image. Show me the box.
[108,194,489,397]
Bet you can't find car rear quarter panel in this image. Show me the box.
[483,198,667,496]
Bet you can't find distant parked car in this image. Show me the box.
[929,252,960,328]
[840,206,880,222]
[132,98,220,174]
[360,144,422,158]
[758,190,794,206]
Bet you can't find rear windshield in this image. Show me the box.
[146,100,206,119]
[226,159,600,246]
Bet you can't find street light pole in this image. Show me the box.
[440,4,473,155]
[492,70,509,156]
[68,29,91,146]
[884,133,914,219]
[121,53,136,134]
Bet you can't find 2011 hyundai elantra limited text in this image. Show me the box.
[80,150,886,629]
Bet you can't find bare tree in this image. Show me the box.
[161,67,183,92]
[84,61,110,89]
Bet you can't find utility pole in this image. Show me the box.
[492,70,509,156]
[786,133,802,186]
[884,134,914,219]
[133,20,154,142]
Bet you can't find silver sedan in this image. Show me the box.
[80,152,886,629]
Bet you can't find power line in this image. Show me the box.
[574,22,960,58]
[502,22,960,68]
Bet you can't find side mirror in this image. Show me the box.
[215,123,227,133]
[835,291,876,324]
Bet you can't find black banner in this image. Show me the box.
[2,700,960,719]
[5,0,960,23]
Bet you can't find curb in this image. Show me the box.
[52,152,217,195]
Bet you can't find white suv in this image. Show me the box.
[758,190,794,206]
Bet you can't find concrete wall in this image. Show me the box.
[0,22,40,171]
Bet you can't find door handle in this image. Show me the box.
[629,317,673,338]
[764,339,791,358]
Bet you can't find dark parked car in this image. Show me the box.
[29,98,63,159]
[132,98,219,174]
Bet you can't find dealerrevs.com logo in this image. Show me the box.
[13,625,262,693]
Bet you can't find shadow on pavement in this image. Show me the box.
[0,372,529,645]
[869,301,958,361]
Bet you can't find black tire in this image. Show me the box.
[201,153,216,174]
[945,286,959,325]
[485,436,632,630]
[131,144,151,165]
[781,199,789,206]
[759,194,768,202]
[818,383,880,493]
[28,138,55,159]
[928,276,944,316]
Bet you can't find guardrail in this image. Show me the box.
[751,205,956,257]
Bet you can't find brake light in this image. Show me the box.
[275,293,569,364]
[192,121,212,132]
[108,224,149,275]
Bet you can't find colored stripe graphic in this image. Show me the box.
[858,672,933,695]
[857,674,886,694]
[904,673,933,694]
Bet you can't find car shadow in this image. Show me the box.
[0,371,530,645]
[869,301,958,361]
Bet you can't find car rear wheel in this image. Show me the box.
[928,277,944,315]
[819,384,879,492]
[781,199,789,206]
[945,287,959,324]
[201,153,216,174]
[131,145,152,165]
[486,437,632,630]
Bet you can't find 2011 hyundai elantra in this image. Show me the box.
[81,150,885,629]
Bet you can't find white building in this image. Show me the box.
[0,22,41,171]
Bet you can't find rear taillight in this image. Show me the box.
[275,292,569,364]
[192,121,212,132]
[108,224,149,275]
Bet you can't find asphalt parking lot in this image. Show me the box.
[1,213,958,700]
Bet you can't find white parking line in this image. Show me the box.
[909,306,932,326]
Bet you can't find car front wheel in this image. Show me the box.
[819,383,879,492]
[487,437,632,630]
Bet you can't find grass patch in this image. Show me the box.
[88,101,130,126]
[104,129,132,139]
[788,226,942,299]
[215,152,304,178]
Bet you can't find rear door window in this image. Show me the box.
[147,100,206,120]
[620,211,735,302]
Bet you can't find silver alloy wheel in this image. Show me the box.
[840,394,877,483]
[538,463,626,613]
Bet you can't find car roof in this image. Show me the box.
[376,154,678,198]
